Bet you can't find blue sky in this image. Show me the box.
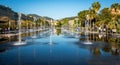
[0,0,119,19]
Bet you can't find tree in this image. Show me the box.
[111,3,120,12]
[92,2,101,13]
[89,2,101,31]
[96,8,112,26]
[78,10,90,28]
[61,18,69,28]
[56,21,62,27]
[111,3,120,21]
[78,10,89,22]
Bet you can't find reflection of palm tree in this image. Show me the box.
[111,44,120,56]
[56,29,61,36]
[102,45,111,52]
[92,47,101,56]
[18,47,21,65]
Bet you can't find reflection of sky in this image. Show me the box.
[0,0,119,19]
[0,31,120,65]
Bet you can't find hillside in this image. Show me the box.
[0,5,53,22]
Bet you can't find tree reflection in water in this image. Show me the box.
[0,29,120,57]
[79,33,120,56]
[56,28,61,36]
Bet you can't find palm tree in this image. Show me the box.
[92,2,101,13]
[111,3,120,33]
[111,3,120,14]
[89,8,96,27]
[90,2,101,31]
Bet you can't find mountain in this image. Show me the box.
[0,5,18,21]
[43,16,54,21]
[0,5,35,22]
[0,5,54,23]
[27,14,43,19]
[28,14,54,21]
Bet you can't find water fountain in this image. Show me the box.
[75,18,81,38]
[83,15,92,45]
[13,13,26,46]
[85,15,89,36]
[48,19,53,55]
[31,17,37,38]
[49,19,53,45]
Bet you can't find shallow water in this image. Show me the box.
[0,29,120,65]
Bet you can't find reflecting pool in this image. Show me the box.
[0,28,120,65]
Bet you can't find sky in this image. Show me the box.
[0,0,120,20]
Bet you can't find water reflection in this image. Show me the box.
[56,28,61,36]
[0,28,120,65]
[78,33,120,56]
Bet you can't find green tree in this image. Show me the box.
[78,10,89,22]
[92,2,101,13]
[91,2,101,29]
[56,21,62,27]
[96,8,112,26]
[111,3,120,12]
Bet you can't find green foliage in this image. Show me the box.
[96,8,112,26]
[56,29,61,35]
[62,18,68,25]
[56,21,62,27]
[111,3,120,10]
[92,2,101,13]
[78,10,89,22]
